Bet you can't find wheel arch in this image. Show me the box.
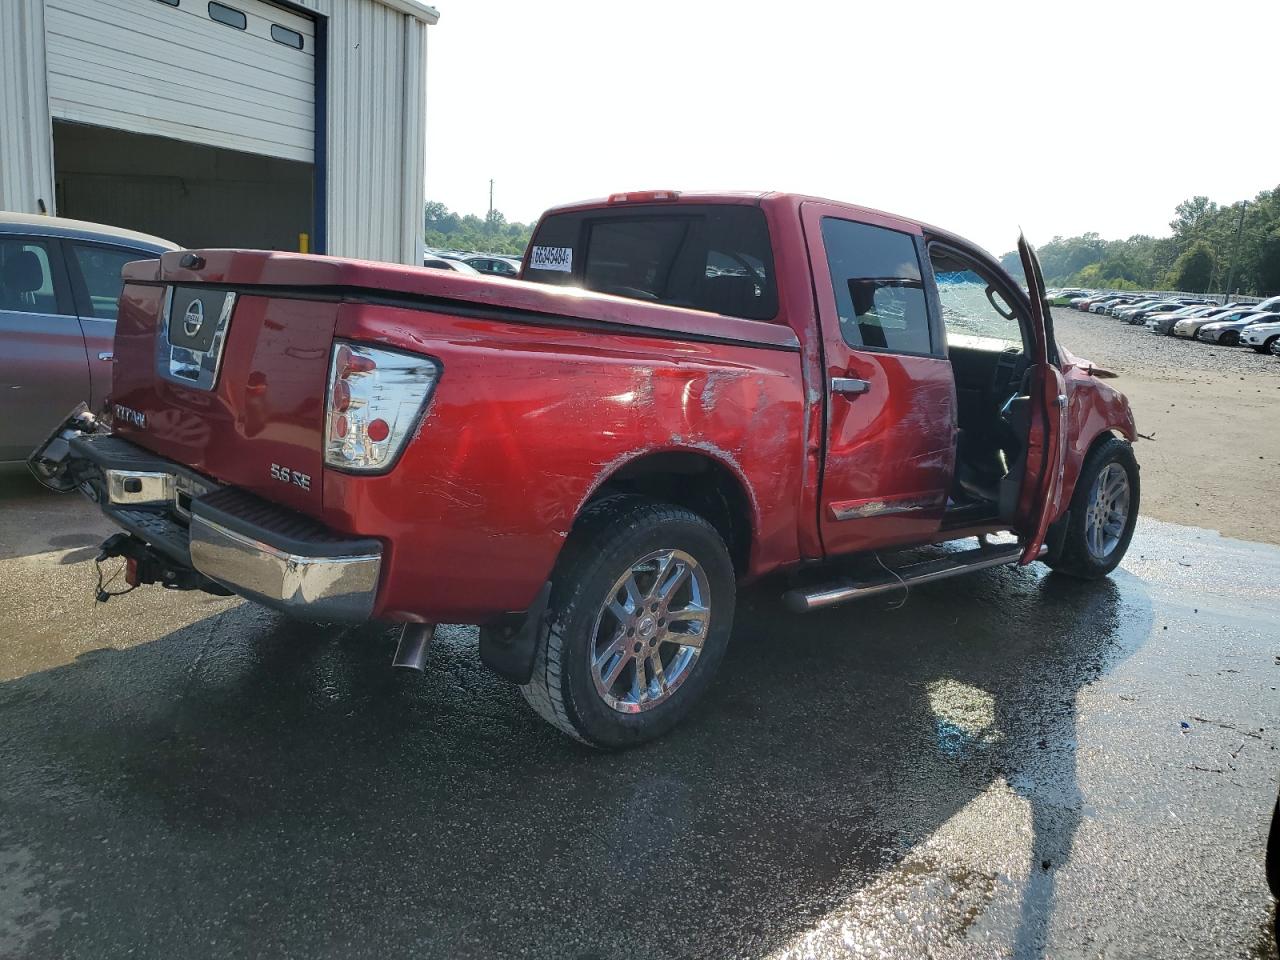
[574,447,758,576]
[1061,425,1135,519]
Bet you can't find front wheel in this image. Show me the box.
[1043,437,1140,579]
[520,496,735,748]
[1220,331,1240,347]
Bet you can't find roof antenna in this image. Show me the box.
[37,198,47,215]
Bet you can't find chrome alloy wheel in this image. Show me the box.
[589,548,711,713]
[1085,463,1130,560]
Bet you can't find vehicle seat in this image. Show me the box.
[0,249,44,311]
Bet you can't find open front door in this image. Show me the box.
[1015,234,1067,564]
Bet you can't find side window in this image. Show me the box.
[70,244,144,320]
[0,239,63,316]
[928,246,1025,352]
[820,218,932,354]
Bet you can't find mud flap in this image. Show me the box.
[1041,509,1071,566]
[478,581,552,684]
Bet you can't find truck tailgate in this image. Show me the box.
[111,281,336,518]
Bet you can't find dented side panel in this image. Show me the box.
[1058,362,1138,514]
[325,303,807,622]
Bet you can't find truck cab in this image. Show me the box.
[519,192,1086,569]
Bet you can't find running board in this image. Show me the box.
[783,543,1045,613]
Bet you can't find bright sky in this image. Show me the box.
[424,0,1279,256]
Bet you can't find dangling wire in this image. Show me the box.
[94,558,137,603]
[873,551,910,610]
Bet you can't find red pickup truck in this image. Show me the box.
[31,190,1139,747]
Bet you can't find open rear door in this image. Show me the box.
[1016,233,1067,564]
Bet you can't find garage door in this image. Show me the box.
[44,0,315,163]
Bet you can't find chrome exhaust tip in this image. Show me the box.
[391,623,436,671]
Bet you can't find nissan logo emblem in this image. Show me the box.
[182,299,205,337]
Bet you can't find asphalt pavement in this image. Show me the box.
[1,469,1276,959]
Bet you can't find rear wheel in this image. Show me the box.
[520,496,735,748]
[1044,437,1139,579]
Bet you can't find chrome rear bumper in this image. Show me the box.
[51,432,382,622]
[190,513,381,621]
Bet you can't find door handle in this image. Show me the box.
[98,352,114,362]
[830,377,871,396]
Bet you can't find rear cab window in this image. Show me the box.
[523,203,779,321]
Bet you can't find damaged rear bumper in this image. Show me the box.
[38,428,382,622]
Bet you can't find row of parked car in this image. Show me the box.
[1051,289,1280,356]
[422,250,522,278]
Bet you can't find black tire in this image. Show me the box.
[520,496,735,748]
[1043,437,1140,580]
[1219,331,1240,347]
[1258,336,1280,355]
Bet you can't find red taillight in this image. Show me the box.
[332,379,351,412]
[324,342,441,472]
[334,344,376,379]
[607,190,681,204]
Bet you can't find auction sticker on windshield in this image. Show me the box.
[530,246,573,272]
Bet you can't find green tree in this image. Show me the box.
[1169,195,1216,235]
[422,200,534,256]
[1166,240,1215,292]
[1256,227,1280,295]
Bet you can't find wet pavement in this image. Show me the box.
[1,469,1277,959]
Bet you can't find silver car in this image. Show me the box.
[1196,311,1280,347]
[0,213,175,462]
[1171,309,1252,339]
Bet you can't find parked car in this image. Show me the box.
[1076,294,1121,311]
[423,256,481,274]
[30,190,1139,747]
[1147,304,1231,335]
[0,212,176,463]
[1251,294,1280,313]
[1050,289,1091,306]
[1112,299,1166,321]
[1239,318,1280,354]
[1171,309,1255,339]
[1109,298,1161,318]
[1125,300,1191,324]
[1092,296,1138,314]
[464,255,521,278]
[1195,311,1280,346]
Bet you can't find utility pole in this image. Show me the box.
[488,179,494,219]
[1223,201,1248,297]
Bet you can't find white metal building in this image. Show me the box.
[0,0,438,265]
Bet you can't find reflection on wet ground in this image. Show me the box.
[0,470,1276,959]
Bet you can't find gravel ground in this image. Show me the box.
[1053,307,1280,545]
